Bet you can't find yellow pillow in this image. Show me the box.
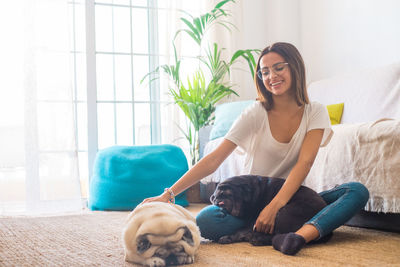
[326,103,344,125]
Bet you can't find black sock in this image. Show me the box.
[272,233,306,255]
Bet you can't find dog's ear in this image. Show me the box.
[136,235,151,254]
[182,226,194,246]
[210,193,216,204]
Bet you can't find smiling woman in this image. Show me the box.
[259,55,292,96]
[254,43,308,112]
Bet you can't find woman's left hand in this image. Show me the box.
[254,204,280,234]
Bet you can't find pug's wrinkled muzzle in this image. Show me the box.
[155,243,194,266]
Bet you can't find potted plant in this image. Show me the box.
[145,0,259,166]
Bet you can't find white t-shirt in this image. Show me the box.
[224,101,333,179]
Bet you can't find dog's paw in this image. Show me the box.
[250,238,265,246]
[249,233,273,246]
[180,255,194,264]
[218,235,233,244]
[144,257,165,267]
[165,253,194,265]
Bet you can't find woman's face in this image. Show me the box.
[259,52,292,97]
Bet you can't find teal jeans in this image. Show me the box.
[196,182,369,241]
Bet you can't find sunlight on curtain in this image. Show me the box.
[156,1,207,157]
[0,1,82,215]
[204,0,252,102]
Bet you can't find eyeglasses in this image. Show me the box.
[257,62,289,80]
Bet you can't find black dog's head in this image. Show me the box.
[210,176,255,217]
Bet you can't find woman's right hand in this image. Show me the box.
[141,192,170,204]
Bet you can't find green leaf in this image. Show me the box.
[214,0,235,10]
[169,70,238,133]
[230,49,261,79]
[174,0,235,47]
[179,18,201,45]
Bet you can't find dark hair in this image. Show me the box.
[255,42,309,110]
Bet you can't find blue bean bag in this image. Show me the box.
[88,144,189,210]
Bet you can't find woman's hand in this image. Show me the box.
[141,192,170,204]
[254,203,280,234]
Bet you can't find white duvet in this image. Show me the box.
[201,119,400,213]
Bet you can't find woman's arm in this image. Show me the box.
[254,128,324,233]
[143,139,237,203]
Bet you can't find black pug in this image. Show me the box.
[210,175,330,246]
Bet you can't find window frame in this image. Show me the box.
[83,0,163,180]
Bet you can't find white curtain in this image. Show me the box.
[157,1,207,157]
[158,0,250,158]
[0,1,82,215]
[205,0,258,102]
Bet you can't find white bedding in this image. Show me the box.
[201,139,247,184]
[201,119,400,213]
[305,119,400,213]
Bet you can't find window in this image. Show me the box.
[69,0,203,196]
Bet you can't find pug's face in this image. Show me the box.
[122,202,201,267]
[134,226,195,266]
[210,182,245,217]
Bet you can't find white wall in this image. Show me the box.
[229,0,400,100]
[300,0,400,83]
[207,0,269,101]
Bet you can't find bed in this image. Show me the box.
[199,62,400,232]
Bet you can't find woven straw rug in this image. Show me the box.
[1,204,399,267]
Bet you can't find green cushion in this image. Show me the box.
[88,145,189,211]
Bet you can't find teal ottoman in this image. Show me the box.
[88,144,189,210]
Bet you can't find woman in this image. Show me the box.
[143,42,369,255]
